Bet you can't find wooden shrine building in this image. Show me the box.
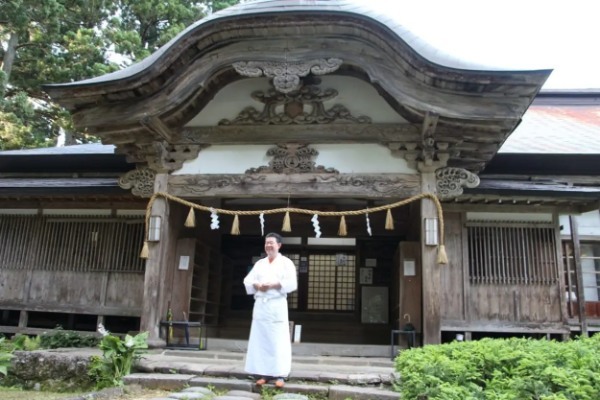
[1,0,600,348]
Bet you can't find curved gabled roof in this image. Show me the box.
[42,0,552,173]
[48,0,519,89]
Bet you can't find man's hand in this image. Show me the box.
[254,282,281,291]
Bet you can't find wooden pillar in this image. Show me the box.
[420,168,441,345]
[140,173,172,346]
[569,215,588,337]
[553,213,568,324]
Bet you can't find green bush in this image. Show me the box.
[39,327,99,349]
[394,335,600,400]
[88,324,148,389]
[0,338,14,377]
[11,334,41,351]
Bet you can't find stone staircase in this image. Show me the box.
[124,348,401,399]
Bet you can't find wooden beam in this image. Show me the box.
[180,124,421,145]
[421,111,439,137]
[169,173,421,199]
[441,319,570,334]
[0,302,141,317]
[140,116,175,142]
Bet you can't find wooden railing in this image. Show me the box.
[0,215,145,272]
[467,221,559,285]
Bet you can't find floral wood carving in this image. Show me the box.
[118,167,156,197]
[168,173,420,197]
[435,167,480,199]
[219,85,371,125]
[233,58,343,93]
[246,144,338,174]
[117,142,206,173]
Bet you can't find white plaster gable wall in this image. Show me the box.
[186,76,407,126]
[559,211,600,237]
[174,143,415,174]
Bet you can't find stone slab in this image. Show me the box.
[225,390,261,399]
[189,376,253,392]
[329,384,400,400]
[123,373,194,390]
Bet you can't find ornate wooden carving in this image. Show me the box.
[233,58,343,93]
[169,173,420,198]
[246,144,338,174]
[180,124,420,145]
[116,142,206,173]
[118,167,156,197]
[435,167,480,199]
[391,112,458,172]
[219,85,371,126]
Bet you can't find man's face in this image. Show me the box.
[264,237,281,258]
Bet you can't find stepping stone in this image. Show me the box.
[273,394,309,400]
[226,390,261,399]
[169,392,208,399]
[182,386,215,395]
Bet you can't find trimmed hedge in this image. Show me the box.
[394,335,600,400]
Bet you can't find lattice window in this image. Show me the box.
[581,243,600,301]
[0,215,145,272]
[467,222,558,285]
[307,254,355,311]
[564,241,600,302]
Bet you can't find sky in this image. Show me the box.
[358,0,600,90]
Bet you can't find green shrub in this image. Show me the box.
[88,324,148,389]
[0,338,14,376]
[39,327,99,349]
[394,335,600,400]
[11,334,41,351]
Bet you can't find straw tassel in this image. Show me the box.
[437,244,449,264]
[385,209,394,230]
[231,215,240,235]
[338,216,347,236]
[140,241,149,259]
[184,207,196,228]
[282,211,292,232]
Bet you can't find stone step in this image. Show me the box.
[135,357,397,386]
[124,373,401,400]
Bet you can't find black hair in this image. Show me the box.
[265,232,283,243]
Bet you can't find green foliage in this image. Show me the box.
[10,334,41,351]
[39,327,100,349]
[0,338,15,376]
[0,0,242,149]
[88,327,148,389]
[395,335,600,400]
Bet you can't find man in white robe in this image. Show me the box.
[243,232,298,387]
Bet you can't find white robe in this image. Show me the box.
[243,253,298,377]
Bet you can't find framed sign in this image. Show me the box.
[359,268,373,284]
[365,258,377,267]
[335,253,348,266]
[403,259,416,276]
[361,286,388,324]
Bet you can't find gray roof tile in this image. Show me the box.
[500,105,600,154]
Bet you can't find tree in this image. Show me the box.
[0,0,241,150]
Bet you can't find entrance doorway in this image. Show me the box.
[220,234,403,344]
